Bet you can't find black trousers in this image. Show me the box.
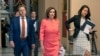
[34,41,39,56]
[1,33,6,48]
[34,33,40,56]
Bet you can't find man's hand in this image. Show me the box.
[32,44,35,49]
[9,41,15,48]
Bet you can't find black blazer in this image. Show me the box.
[32,19,40,33]
[65,15,90,40]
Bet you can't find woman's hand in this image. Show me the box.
[40,41,45,56]
[41,45,45,53]
[41,45,45,56]
[89,28,93,33]
[69,28,74,31]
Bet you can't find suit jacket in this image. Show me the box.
[32,19,41,47]
[65,15,90,40]
[9,16,35,48]
[32,19,40,34]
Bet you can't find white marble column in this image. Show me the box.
[0,11,1,48]
[9,0,13,16]
[25,0,30,17]
[0,0,2,48]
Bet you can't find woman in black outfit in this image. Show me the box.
[65,5,93,56]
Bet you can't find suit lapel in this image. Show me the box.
[78,15,81,28]
[17,17,21,35]
[78,16,87,29]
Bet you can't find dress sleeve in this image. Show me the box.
[39,19,45,41]
[65,15,76,30]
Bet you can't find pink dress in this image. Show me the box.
[40,18,60,56]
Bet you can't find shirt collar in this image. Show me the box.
[20,16,26,19]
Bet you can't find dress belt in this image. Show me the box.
[20,36,27,40]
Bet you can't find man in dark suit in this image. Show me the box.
[31,10,40,56]
[9,5,35,56]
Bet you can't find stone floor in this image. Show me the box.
[0,47,42,56]
[0,47,99,56]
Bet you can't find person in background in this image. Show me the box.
[65,5,92,56]
[1,20,8,48]
[31,10,40,56]
[9,5,35,56]
[14,11,20,17]
[40,7,60,56]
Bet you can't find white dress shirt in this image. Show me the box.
[32,18,37,32]
[34,21,37,32]
[20,16,27,37]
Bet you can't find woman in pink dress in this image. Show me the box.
[40,7,60,56]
